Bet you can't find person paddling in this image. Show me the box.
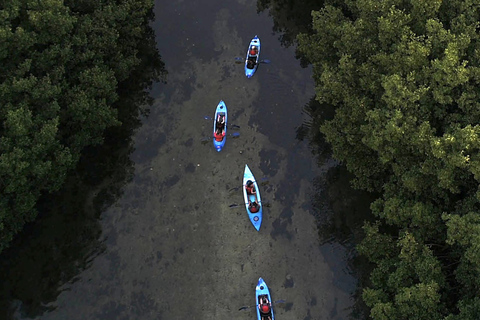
[214,114,225,141]
[249,199,260,213]
[245,180,256,197]
[258,296,272,320]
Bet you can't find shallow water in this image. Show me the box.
[0,0,362,319]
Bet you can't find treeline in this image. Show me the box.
[298,0,480,319]
[0,0,163,253]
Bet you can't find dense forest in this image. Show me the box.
[298,0,480,319]
[0,0,164,253]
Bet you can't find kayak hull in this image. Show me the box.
[245,36,260,78]
[213,100,227,151]
[255,277,275,320]
[243,164,262,231]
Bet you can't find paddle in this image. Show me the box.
[228,200,270,208]
[228,179,271,208]
[200,132,240,145]
[238,299,285,311]
[228,177,270,193]
[203,116,240,129]
[234,57,270,64]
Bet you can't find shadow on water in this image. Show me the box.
[257,0,326,47]
[0,9,167,319]
[297,97,377,318]
[258,0,378,315]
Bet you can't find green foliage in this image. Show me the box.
[361,231,445,319]
[298,0,480,318]
[444,213,480,298]
[0,0,159,252]
[444,297,480,320]
[358,222,396,264]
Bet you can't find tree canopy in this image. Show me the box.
[298,0,480,318]
[0,0,162,253]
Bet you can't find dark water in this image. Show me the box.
[0,0,372,319]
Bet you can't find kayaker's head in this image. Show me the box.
[246,180,253,186]
[261,304,270,313]
[252,46,256,49]
[249,201,259,213]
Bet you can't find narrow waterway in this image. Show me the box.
[0,0,364,319]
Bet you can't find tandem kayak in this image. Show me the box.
[256,277,275,320]
[243,164,262,231]
[245,35,260,78]
[213,100,227,152]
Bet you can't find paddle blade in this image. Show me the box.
[260,59,271,64]
[274,299,286,304]
[235,57,243,64]
[229,186,240,191]
[229,203,239,208]
[200,137,211,145]
[230,124,240,130]
[204,115,212,120]
[259,177,270,186]
[231,132,240,138]
[238,306,250,311]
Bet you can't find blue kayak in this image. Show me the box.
[213,100,227,151]
[256,278,275,320]
[243,164,262,231]
[245,35,260,78]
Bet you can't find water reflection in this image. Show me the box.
[298,96,376,318]
[315,164,376,318]
[296,96,334,164]
[0,177,106,318]
[257,0,326,47]
[0,9,167,319]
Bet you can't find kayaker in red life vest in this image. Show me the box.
[214,129,225,142]
[246,180,259,212]
[249,45,258,56]
[258,296,272,320]
[249,200,260,213]
[245,180,256,196]
[214,115,225,141]
[216,114,225,130]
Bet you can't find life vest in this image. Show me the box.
[260,304,270,314]
[214,132,224,142]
